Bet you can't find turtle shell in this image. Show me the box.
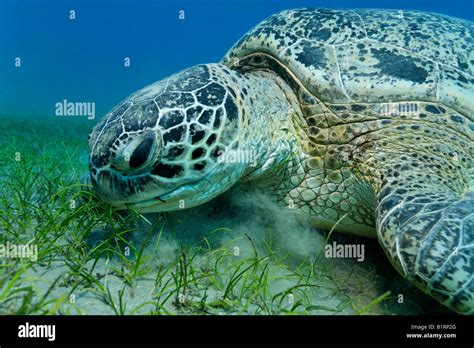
[222,8,474,117]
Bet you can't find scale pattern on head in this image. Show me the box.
[88,64,246,206]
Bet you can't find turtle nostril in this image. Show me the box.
[130,136,154,168]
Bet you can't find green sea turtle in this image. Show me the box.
[88,8,474,314]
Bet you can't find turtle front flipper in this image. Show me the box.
[376,157,473,314]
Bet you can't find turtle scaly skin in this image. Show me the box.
[89,9,474,313]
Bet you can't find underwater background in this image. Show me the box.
[0,0,472,315]
[1,0,473,118]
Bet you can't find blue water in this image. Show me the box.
[0,0,473,118]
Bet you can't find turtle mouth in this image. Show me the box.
[124,179,205,212]
[93,164,214,212]
[94,161,240,213]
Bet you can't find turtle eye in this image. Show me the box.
[87,132,93,149]
[130,136,154,168]
[111,131,161,172]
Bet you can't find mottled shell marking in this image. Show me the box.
[223,8,474,117]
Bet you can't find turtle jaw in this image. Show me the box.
[93,164,246,213]
[127,165,246,213]
[124,183,204,212]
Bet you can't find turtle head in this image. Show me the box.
[88,64,250,212]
